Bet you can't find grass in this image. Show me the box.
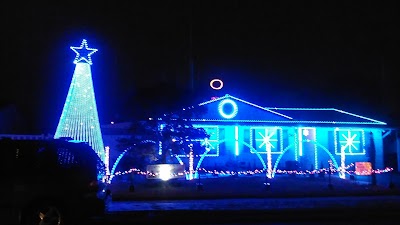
[109,173,400,201]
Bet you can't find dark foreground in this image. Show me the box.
[89,201,400,225]
[82,174,400,225]
[110,173,400,200]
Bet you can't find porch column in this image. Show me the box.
[372,130,384,169]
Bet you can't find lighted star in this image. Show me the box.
[339,130,360,154]
[70,39,98,65]
[258,129,277,149]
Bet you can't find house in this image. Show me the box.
[104,94,393,178]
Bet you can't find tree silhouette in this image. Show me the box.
[118,81,209,165]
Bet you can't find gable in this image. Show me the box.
[191,94,292,122]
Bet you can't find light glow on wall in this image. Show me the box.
[54,39,105,162]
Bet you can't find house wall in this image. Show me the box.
[171,124,384,175]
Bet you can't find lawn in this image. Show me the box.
[109,173,400,201]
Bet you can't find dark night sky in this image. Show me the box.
[1,1,399,133]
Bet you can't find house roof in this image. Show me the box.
[265,107,386,125]
[198,94,293,120]
[192,94,386,126]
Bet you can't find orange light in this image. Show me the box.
[355,162,372,175]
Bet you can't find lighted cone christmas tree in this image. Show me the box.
[54,39,105,162]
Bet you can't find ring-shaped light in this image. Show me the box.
[218,99,238,119]
[210,79,224,90]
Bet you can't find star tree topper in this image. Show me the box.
[70,39,98,65]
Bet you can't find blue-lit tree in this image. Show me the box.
[117,82,209,165]
[54,39,105,162]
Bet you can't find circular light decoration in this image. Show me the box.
[210,79,224,90]
[218,99,238,119]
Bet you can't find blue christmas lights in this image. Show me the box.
[70,39,98,65]
[234,126,239,156]
[109,149,128,182]
[111,165,394,183]
[195,148,211,171]
[334,128,366,155]
[109,92,384,182]
[199,94,293,120]
[265,107,386,125]
[48,35,389,185]
[335,109,386,125]
[297,127,318,169]
[54,39,105,162]
[190,119,384,125]
[250,127,283,154]
[218,99,238,119]
[293,131,298,161]
[176,125,220,157]
[196,94,385,125]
